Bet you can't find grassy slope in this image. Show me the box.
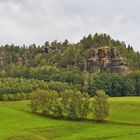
[0,97,140,140]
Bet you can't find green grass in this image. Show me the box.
[0,97,140,140]
[108,97,140,122]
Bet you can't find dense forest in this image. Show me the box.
[0,33,140,99]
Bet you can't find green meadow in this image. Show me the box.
[0,97,140,140]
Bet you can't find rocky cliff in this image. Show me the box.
[79,46,130,74]
[0,53,8,64]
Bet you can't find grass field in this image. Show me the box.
[0,97,140,140]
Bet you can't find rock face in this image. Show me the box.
[79,46,130,74]
[0,53,8,64]
[43,45,62,54]
[17,54,28,65]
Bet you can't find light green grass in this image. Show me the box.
[0,97,140,140]
[108,97,140,122]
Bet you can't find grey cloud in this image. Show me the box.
[0,0,139,51]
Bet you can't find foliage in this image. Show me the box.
[92,90,109,121]
[127,71,140,96]
[0,69,139,98]
[0,78,79,97]
[1,93,29,101]
[0,78,48,94]
[30,90,90,120]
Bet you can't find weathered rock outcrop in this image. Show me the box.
[0,53,8,64]
[79,46,130,74]
[17,54,28,65]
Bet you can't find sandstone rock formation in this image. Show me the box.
[79,46,130,74]
[0,53,8,64]
[17,54,28,65]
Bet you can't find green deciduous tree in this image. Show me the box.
[92,90,109,121]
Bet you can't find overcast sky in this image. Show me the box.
[0,0,140,51]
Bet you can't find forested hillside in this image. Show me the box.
[1,33,140,69]
[0,33,140,98]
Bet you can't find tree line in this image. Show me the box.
[0,69,140,98]
[30,89,109,121]
[0,33,140,69]
[0,68,140,100]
